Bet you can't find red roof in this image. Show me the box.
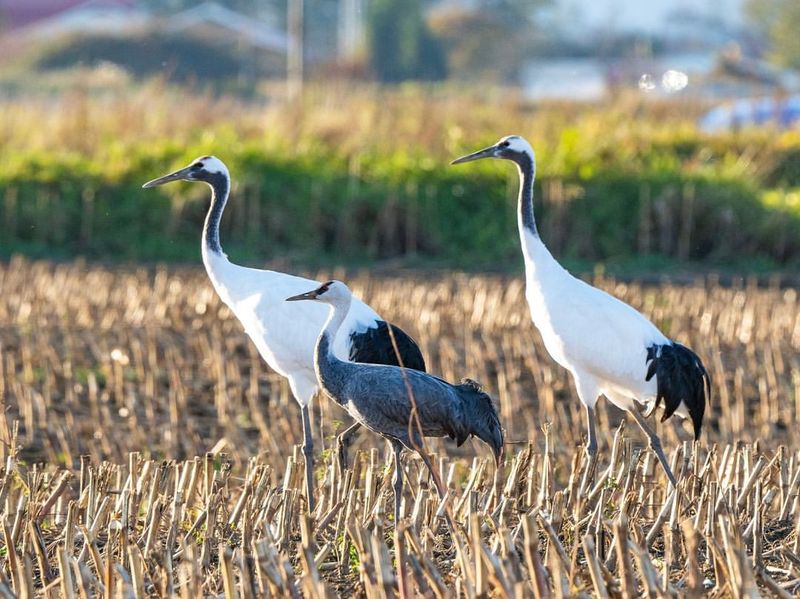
[0,0,135,30]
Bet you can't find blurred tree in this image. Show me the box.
[429,0,550,82]
[746,0,800,69]
[366,0,447,82]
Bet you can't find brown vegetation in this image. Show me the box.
[0,258,798,596]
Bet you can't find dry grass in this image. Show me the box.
[0,258,799,596]
[0,79,709,162]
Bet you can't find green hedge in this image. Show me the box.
[0,141,799,269]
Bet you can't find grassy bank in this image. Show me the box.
[1,82,800,270]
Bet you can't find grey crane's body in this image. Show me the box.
[287,281,504,524]
[320,344,501,454]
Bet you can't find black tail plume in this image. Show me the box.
[456,378,504,464]
[645,342,711,440]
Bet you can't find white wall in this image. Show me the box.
[546,0,746,34]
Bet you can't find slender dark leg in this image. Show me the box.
[629,405,677,487]
[392,441,410,598]
[585,405,598,458]
[335,422,362,472]
[392,441,404,525]
[418,450,446,499]
[417,447,457,533]
[580,405,599,493]
[301,405,316,512]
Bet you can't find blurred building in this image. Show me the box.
[0,0,287,85]
[544,0,745,35]
[0,0,146,38]
[521,0,779,101]
[165,2,286,55]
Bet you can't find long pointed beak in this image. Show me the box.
[450,145,497,165]
[142,166,193,189]
[286,289,319,302]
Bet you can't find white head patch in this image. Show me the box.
[318,280,351,303]
[195,156,229,176]
[499,135,534,158]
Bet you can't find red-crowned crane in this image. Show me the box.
[286,280,503,524]
[143,156,426,511]
[452,136,710,485]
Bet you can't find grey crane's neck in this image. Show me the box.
[202,172,230,256]
[315,299,352,403]
[515,153,538,237]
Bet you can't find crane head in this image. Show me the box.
[285,280,351,304]
[450,135,534,165]
[142,156,229,188]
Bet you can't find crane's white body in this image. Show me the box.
[454,135,706,485]
[203,248,380,407]
[453,136,690,420]
[489,136,688,419]
[143,154,416,511]
[488,137,688,418]
[173,156,383,409]
[519,229,689,416]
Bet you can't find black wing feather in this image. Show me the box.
[645,342,710,439]
[348,321,427,372]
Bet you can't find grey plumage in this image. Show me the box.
[337,319,428,470]
[317,333,503,458]
[286,280,504,524]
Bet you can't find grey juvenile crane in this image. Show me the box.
[286,280,504,524]
[142,156,426,512]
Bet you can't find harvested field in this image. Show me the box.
[0,257,799,596]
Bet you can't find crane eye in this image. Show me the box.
[500,141,510,148]
[191,162,203,170]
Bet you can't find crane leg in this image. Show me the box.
[575,378,600,494]
[392,441,404,525]
[629,405,677,487]
[418,450,446,499]
[585,405,598,458]
[580,405,599,494]
[301,405,316,513]
[335,422,362,472]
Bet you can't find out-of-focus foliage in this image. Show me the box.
[429,9,520,82]
[0,82,799,269]
[429,0,550,81]
[746,0,800,69]
[366,0,447,82]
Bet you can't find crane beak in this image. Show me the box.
[450,145,497,165]
[142,166,193,189]
[285,290,319,302]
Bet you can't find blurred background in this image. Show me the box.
[0,0,798,273]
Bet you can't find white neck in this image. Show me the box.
[515,175,566,286]
[320,294,352,351]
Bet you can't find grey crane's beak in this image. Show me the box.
[285,289,320,302]
[142,165,194,189]
[450,144,498,165]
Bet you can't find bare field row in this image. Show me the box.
[0,259,799,596]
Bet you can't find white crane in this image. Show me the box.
[452,136,710,485]
[142,156,426,511]
[286,280,504,524]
